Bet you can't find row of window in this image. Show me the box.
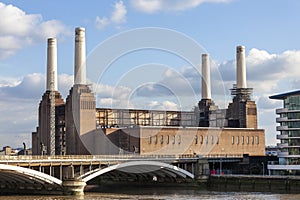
[148,135,220,145]
[148,135,260,145]
[80,100,95,110]
[194,135,219,145]
[231,136,259,145]
[281,130,300,137]
[148,135,181,145]
[281,121,300,128]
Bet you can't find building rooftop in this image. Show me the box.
[269,90,300,100]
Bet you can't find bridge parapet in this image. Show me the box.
[0,154,199,165]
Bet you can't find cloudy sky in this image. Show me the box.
[0,0,300,148]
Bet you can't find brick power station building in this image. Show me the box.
[32,27,265,158]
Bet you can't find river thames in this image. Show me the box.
[0,188,300,200]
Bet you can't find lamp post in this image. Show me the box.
[23,142,26,155]
[220,158,223,175]
[262,162,265,176]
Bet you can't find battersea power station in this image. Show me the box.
[32,27,265,157]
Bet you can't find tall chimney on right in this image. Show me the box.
[202,54,211,99]
[74,27,86,85]
[236,46,247,89]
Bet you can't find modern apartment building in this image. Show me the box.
[269,90,300,175]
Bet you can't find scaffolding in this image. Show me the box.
[49,72,55,155]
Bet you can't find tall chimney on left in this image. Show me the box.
[74,27,86,85]
[202,54,211,100]
[46,38,58,91]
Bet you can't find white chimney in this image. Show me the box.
[74,27,86,85]
[46,38,58,91]
[202,54,211,99]
[236,46,247,88]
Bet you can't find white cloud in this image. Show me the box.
[0,3,70,60]
[36,20,70,41]
[98,97,133,109]
[95,1,127,30]
[218,48,300,94]
[95,17,109,30]
[130,0,232,13]
[57,74,74,98]
[0,73,45,99]
[111,0,127,24]
[94,83,131,99]
[148,100,178,110]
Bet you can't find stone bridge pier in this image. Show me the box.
[62,179,86,195]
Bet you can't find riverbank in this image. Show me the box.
[208,174,300,193]
[86,174,300,193]
[1,174,300,195]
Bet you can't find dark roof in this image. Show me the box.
[269,90,300,100]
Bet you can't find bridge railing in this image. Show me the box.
[204,154,244,158]
[0,154,199,161]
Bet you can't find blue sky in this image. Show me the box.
[0,0,300,148]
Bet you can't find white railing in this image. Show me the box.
[0,154,199,163]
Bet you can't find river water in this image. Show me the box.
[0,188,300,200]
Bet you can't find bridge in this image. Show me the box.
[0,154,209,195]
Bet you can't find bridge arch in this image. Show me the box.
[81,161,194,182]
[0,164,62,186]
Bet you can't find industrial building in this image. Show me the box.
[269,91,300,175]
[32,27,265,158]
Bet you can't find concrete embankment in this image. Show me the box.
[208,175,300,192]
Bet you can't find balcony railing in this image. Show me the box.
[276,117,288,123]
[276,108,288,114]
[276,126,289,131]
[277,134,289,139]
[277,143,288,148]
[277,151,289,157]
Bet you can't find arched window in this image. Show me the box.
[166,135,169,144]
[194,135,198,144]
[172,135,175,144]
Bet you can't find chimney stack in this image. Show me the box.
[236,46,247,88]
[202,54,211,99]
[74,27,86,85]
[46,38,58,91]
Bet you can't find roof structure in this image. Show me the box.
[269,90,300,100]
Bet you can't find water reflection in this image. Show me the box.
[1,187,300,200]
